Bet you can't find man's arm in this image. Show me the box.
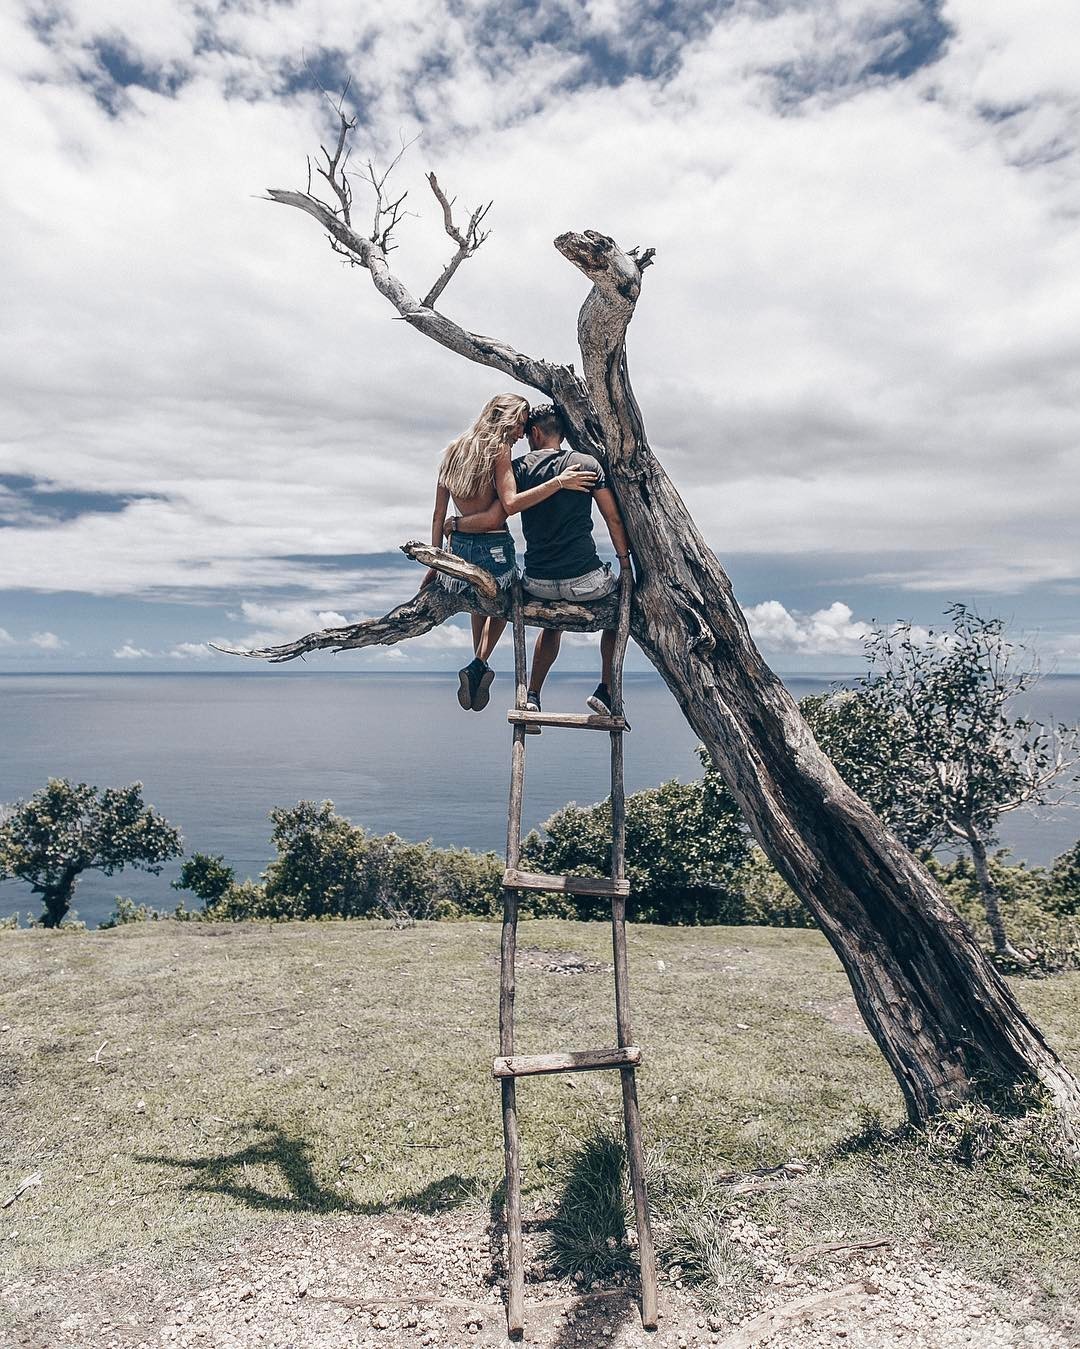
[451,453,596,533]
[594,487,632,573]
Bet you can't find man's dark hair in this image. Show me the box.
[524,404,566,440]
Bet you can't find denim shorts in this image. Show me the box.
[441,531,517,592]
[522,562,617,602]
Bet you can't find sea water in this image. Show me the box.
[2,671,1077,928]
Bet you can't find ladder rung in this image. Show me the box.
[493,1046,642,1079]
[502,868,630,897]
[507,710,627,732]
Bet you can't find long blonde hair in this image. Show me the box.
[439,394,529,498]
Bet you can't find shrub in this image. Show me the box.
[523,758,752,924]
[172,853,235,905]
[192,801,504,924]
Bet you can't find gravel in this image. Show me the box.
[1,1207,1075,1348]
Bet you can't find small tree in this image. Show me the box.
[524,753,752,924]
[806,607,1079,965]
[0,779,183,927]
[173,852,236,905]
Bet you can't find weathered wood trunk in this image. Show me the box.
[257,151,1079,1124]
[549,231,1078,1123]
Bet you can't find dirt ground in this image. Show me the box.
[3,1205,1075,1349]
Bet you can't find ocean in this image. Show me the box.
[2,671,1078,929]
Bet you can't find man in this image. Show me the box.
[452,403,632,722]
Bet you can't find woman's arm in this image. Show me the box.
[421,482,452,587]
[450,453,597,533]
[431,482,451,547]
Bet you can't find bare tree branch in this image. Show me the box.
[211,541,621,663]
[266,107,558,395]
[422,172,493,308]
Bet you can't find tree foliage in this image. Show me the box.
[176,800,504,925]
[802,605,1080,964]
[0,779,183,927]
[522,754,756,924]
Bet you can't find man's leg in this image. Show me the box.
[600,629,616,687]
[528,629,562,695]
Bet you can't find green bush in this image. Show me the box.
[186,800,504,925]
[172,853,235,905]
[1048,840,1080,915]
[522,759,752,924]
[926,854,1080,974]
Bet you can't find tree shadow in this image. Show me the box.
[137,1119,476,1216]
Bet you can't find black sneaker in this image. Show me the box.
[587,683,630,729]
[457,658,489,711]
[524,690,542,734]
[471,664,495,712]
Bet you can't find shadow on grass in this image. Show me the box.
[137,1120,477,1217]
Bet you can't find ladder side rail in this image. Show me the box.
[609,568,632,719]
[501,578,528,1334]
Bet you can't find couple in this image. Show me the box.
[425,393,632,723]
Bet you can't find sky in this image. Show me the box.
[1,0,1078,674]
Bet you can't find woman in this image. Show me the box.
[426,393,595,711]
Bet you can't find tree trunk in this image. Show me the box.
[260,159,1079,1124]
[38,871,77,928]
[966,829,1031,968]
[547,230,1076,1123]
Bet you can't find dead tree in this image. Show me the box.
[233,99,1079,1126]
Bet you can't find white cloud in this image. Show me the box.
[743,600,875,656]
[28,631,64,650]
[168,641,213,660]
[113,642,154,660]
[0,0,1077,652]
[0,628,13,645]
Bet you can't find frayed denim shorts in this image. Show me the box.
[522,562,617,602]
[441,530,517,593]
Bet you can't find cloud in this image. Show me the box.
[113,642,154,660]
[743,600,875,656]
[0,0,1077,667]
[28,631,64,649]
[0,628,13,645]
[168,641,213,660]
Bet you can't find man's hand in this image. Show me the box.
[557,465,598,492]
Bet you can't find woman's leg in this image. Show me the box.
[476,616,506,663]
[470,611,485,659]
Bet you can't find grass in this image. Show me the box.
[1,917,1078,1316]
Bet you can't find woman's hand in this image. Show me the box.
[556,465,598,492]
[420,567,438,588]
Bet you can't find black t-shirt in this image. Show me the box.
[512,447,607,580]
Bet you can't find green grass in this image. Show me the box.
[1,918,1078,1314]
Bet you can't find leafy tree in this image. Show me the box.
[0,779,183,927]
[524,753,752,924]
[193,800,504,924]
[804,606,1079,966]
[1049,841,1080,916]
[172,852,235,905]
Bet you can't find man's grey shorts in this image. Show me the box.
[522,563,617,602]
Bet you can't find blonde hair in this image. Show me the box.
[439,394,529,499]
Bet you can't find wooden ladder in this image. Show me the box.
[494,573,658,1337]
